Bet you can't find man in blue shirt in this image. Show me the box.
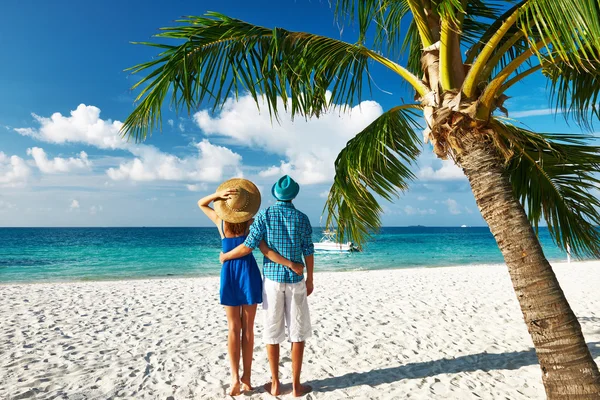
[220,175,314,397]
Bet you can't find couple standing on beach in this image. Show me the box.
[198,175,314,397]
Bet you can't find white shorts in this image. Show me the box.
[262,278,312,344]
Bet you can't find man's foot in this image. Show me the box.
[292,384,312,397]
[229,381,241,396]
[240,375,253,392]
[263,380,281,396]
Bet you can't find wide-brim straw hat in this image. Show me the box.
[214,178,261,223]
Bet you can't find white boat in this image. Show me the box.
[314,230,358,252]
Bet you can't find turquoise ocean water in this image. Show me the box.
[0,227,574,283]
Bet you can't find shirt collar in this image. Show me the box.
[275,201,295,209]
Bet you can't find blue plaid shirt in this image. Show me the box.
[244,201,314,283]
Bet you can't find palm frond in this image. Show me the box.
[542,53,600,129]
[123,12,426,141]
[325,105,423,248]
[493,119,600,258]
[519,0,600,68]
[401,21,423,76]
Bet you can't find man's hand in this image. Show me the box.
[306,279,314,296]
[219,252,228,264]
[288,262,304,276]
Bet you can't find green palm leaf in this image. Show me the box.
[324,106,422,248]
[122,12,426,142]
[493,119,600,258]
[542,54,600,129]
[518,0,600,68]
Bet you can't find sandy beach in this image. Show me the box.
[1,262,599,400]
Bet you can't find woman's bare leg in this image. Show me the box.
[224,306,242,396]
[240,304,258,391]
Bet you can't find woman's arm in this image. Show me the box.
[197,188,237,224]
[258,241,304,276]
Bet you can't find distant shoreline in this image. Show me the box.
[2,260,595,287]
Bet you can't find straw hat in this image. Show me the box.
[214,178,261,223]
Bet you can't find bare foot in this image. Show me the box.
[292,384,312,397]
[240,375,253,392]
[263,380,281,396]
[229,381,241,396]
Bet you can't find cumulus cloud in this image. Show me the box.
[186,183,208,192]
[107,140,242,183]
[418,159,465,181]
[89,205,103,215]
[0,152,30,187]
[0,199,15,211]
[16,105,244,186]
[15,104,127,150]
[27,147,91,174]
[194,93,383,184]
[404,205,437,215]
[443,198,462,215]
[70,200,80,210]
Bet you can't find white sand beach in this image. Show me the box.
[1,262,599,400]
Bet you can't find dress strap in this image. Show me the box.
[221,219,227,238]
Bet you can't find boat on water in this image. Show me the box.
[314,230,359,252]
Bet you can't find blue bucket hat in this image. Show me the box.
[271,175,300,201]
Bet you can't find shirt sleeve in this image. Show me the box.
[243,211,266,250]
[301,214,315,257]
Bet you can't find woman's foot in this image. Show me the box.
[240,375,253,392]
[263,380,281,396]
[292,384,312,397]
[229,381,241,396]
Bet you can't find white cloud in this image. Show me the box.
[89,205,103,215]
[186,183,208,192]
[168,119,174,127]
[194,93,383,185]
[404,205,437,215]
[178,122,185,132]
[417,196,427,201]
[16,105,244,187]
[107,140,242,183]
[511,108,561,118]
[70,200,80,210]
[443,198,462,215]
[319,190,330,198]
[0,199,15,211]
[0,152,30,187]
[15,104,127,150]
[146,197,158,202]
[27,147,91,174]
[418,159,465,181]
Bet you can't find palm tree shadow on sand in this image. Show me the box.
[309,341,600,393]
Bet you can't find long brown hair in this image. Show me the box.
[224,220,249,237]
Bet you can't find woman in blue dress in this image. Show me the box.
[198,178,298,396]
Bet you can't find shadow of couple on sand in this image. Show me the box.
[309,341,600,393]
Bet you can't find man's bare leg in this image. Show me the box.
[264,344,281,395]
[224,306,242,396]
[291,341,311,397]
[240,304,257,392]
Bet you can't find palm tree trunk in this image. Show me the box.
[457,133,600,399]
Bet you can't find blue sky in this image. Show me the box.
[0,0,592,227]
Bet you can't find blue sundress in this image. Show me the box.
[219,221,263,306]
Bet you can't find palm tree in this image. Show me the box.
[122,1,600,398]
